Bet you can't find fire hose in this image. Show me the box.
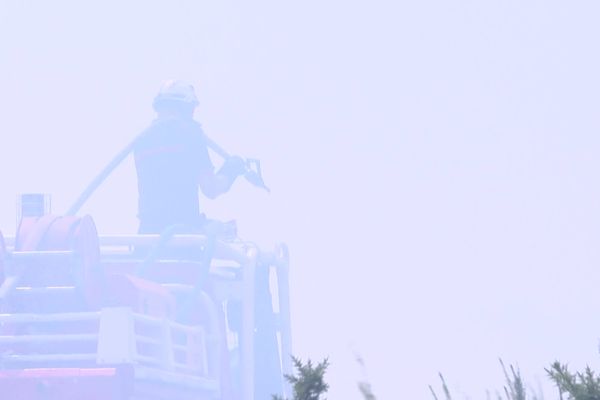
[66,134,269,216]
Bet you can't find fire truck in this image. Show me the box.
[0,194,292,400]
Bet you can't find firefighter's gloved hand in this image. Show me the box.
[217,155,247,180]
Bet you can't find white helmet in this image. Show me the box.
[153,79,199,109]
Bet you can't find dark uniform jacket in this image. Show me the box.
[134,117,213,233]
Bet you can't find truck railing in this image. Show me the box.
[98,234,250,264]
[0,308,219,392]
[99,234,260,400]
[0,232,292,400]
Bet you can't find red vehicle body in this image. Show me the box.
[0,213,292,400]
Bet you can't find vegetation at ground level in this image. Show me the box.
[275,356,600,400]
[273,357,330,400]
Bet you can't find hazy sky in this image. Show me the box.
[2,1,600,398]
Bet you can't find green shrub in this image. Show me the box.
[546,361,600,400]
[274,357,329,400]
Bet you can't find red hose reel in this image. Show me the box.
[13,214,103,306]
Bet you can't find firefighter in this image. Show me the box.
[134,80,246,234]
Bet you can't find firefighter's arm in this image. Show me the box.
[198,156,246,199]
